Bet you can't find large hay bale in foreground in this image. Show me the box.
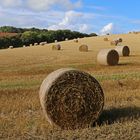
[52,44,61,50]
[39,68,104,130]
[9,46,13,49]
[79,44,88,52]
[115,46,130,56]
[97,49,119,66]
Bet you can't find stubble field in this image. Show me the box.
[0,33,140,140]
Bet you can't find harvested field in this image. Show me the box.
[0,33,140,139]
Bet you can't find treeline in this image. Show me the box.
[0,26,97,49]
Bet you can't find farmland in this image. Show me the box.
[0,33,140,139]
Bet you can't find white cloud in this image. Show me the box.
[0,0,82,11]
[79,24,89,33]
[27,0,82,11]
[1,0,22,7]
[48,10,83,30]
[100,23,114,35]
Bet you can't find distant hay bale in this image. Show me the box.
[79,44,88,52]
[115,46,130,56]
[52,44,61,50]
[34,43,38,46]
[110,40,119,46]
[43,41,47,44]
[110,38,122,46]
[65,38,68,41]
[9,46,13,49]
[39,68,104,130]
[55,40,58,43]
[133,31,138,34]
[117,38,123,42]
[40,42,45,46]
[30,44,32,47]
[74,39,78,43]
[97,49,119,66]
[104,38,109,41]
[23,45,26,48]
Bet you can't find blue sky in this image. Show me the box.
[0,0,140,34]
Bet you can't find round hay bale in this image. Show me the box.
[79,44,88,52]
[30,44,32,47]
[115,46,130,56]
[65,38,68,41]
[39,68,104,130]
[74,39,78,43]
[52,44,61,50]
[110,40,119,46]
[9,46,13,49]
[40,42,45,46]
[117,38,123,42]
[104,38,109,41]
[23,45,26,48]
[34,43,38,46]
[55,40,58,43]
[97,49,119,66]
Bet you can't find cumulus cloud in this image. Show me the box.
[48,10,90,33]
[48,11,82,30]
[100,23,114,35]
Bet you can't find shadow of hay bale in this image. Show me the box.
[93,107,140,127]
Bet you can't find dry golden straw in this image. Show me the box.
[52,44,61,50]
[104,38,109,41]
[79,44,88,52]
[39,68,104,130]
[97,49,119,66]
[115,46,130,56]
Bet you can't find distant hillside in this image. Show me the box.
[0,26,97,49]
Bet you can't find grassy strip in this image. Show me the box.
[0,79,41,90]
[94,72,140,81]
[0,72,140,90]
